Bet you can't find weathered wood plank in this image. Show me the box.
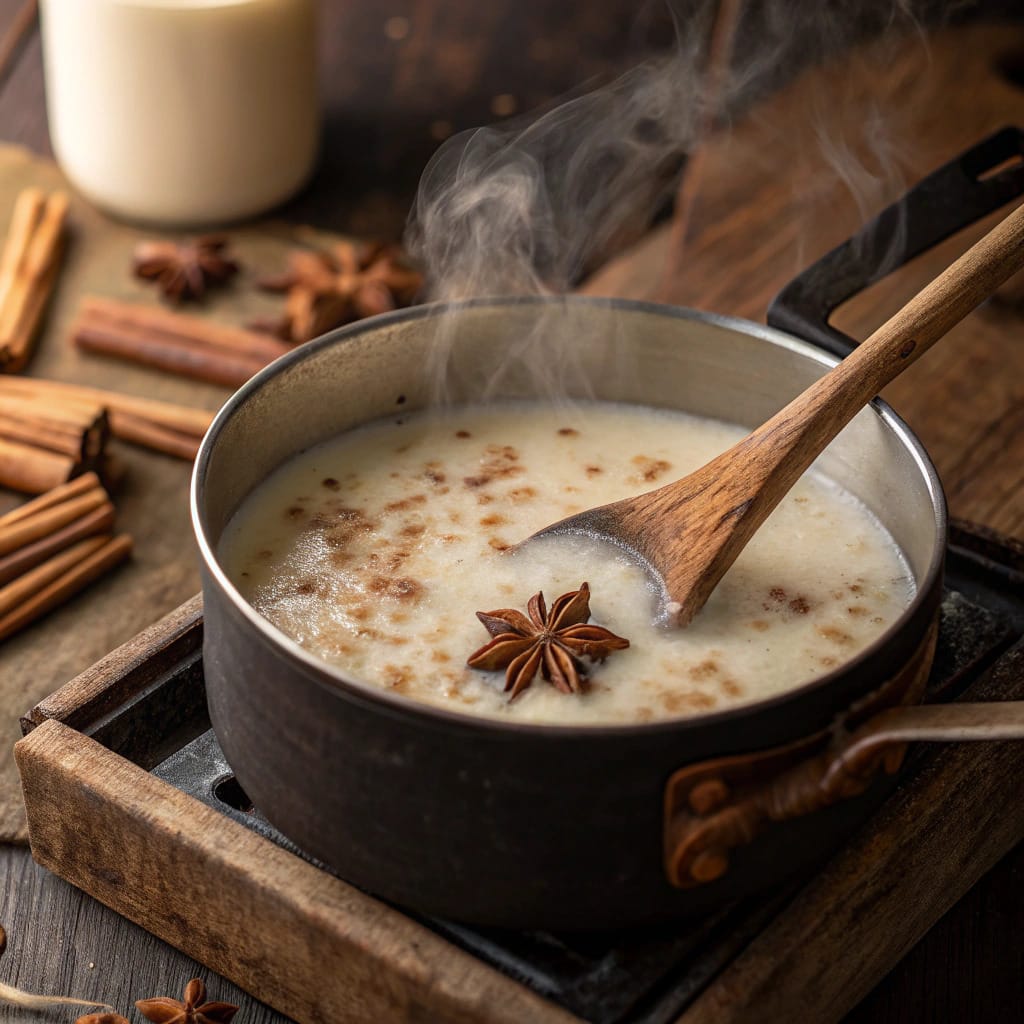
[14,720,579,1024]
[20,592,202,734]
[0,845,288,1023]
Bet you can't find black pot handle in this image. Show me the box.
[766,126,1024,357]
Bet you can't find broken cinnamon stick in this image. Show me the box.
[0,408,105,463]
[0,376,214,439]
[0,532,131,642]
[0,394,108,460]
[0,190,68,371]
[0,434,78,493]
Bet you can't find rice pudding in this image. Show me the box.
[220,400,915,725]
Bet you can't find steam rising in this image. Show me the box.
[407,56,701,300]
[404,0,951,399]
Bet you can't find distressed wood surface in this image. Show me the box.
[1,6,1023,1024]
[0,845,285,1023]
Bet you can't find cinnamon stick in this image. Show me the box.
[0,486,107,555]
[0,434,77,493]
[0,413,83,458]
[0,471,100,528]
[0,500,113,586]
[0,190,68,371]
[0,376,213,439]
[0,394,108,460]
[0,188,43,312]
[0,533,107,617]
[75,317,270,388]
[0,532,131,642]
[73,295,291,387]
[107,411,201,461]
[80,295,291,363]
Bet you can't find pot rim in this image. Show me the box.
[191,294,947,738]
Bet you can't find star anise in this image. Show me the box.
[468,582,629,700]
[251,240,422,343]
[75,1015,130,1024]
[135,978,238,1024]
[132,235,240,304]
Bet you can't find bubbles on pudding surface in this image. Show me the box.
[220,401,915,726]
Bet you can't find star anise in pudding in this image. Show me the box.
[135,977,238,1024]
[252,240,423,343]
[132,235,240,304]
[468,583,629,700]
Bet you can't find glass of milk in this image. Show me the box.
[39,0,320,226]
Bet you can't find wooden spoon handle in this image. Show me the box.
[641,201,1024,625]
[716,201,1024,512]
[746,201,1024,487]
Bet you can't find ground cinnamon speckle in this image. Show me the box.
[369,576,423,601]
[630,455,672,482]
[817,625,853,644]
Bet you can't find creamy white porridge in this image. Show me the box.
[220,401,915,725]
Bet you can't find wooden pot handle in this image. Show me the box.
[663,697,1024,889]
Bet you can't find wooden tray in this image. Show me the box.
[14,521,1024,1024]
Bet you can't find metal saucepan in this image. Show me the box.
[191,129,1024,929]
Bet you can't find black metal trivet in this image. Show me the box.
[145,525,1022,1024]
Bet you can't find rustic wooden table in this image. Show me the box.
[1,3,1022,1022]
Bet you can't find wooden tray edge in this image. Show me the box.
[14,719,581,1024]
[20,593,204,736]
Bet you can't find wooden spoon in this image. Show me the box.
[526,202,1024,626]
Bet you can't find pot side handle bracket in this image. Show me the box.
[766,126,1024,357]
[663,622,1024,888]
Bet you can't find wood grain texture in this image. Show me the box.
[0,845,288,1024]
[15,720,580,1024]
[21,592,202,734]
